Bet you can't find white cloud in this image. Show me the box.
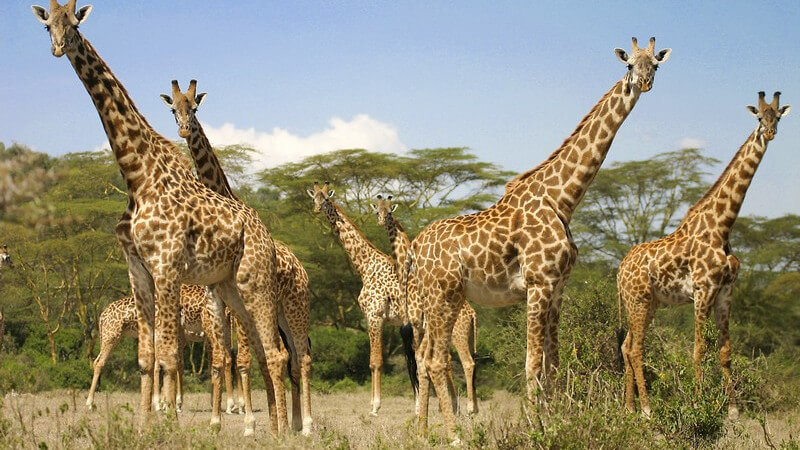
[93,141,110,152]
[200,114,407,170]
[677,137,706,149]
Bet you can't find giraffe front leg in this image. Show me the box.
[235,322,256,436]
[176,330,186,413]
[87,329,121,410]
[367,319,384,416]
[714,284,738,419]
[544,283,565,384]
[205,291,229,431]
[154,279,182,412]
[124,253,157,423]
[692,285,719,388]
[524,283,553,402]
[452,313,477,415]
[425,303,460,445]
[416,331,431,436]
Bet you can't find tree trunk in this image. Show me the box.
[48,331,57,364]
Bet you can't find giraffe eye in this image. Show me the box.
[44,25,50,31]
[627,64,633,70]
[171,109,176,114]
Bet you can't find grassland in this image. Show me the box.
[1,387,798,449]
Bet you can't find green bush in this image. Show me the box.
[308,326,370,383]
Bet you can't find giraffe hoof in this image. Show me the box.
[449,437,463,447]
[243,428,255,437]
[641,407,652,419]
[369,411,379,417]
[728,405,739,420]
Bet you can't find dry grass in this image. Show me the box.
[1,389,797,449]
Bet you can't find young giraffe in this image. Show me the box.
[160,80,313,434]
[617,91,791,419]
[406,38,671,442]
[371,195,479,415]
[32,2,289,435]
[307,183,416,416]
[0,245,12,351]
[85,285,245,414]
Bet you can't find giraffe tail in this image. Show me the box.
[277,325,300,391]
[400,323,418,396]
[615,291,626,372]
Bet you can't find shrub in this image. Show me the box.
[308,326,370,383]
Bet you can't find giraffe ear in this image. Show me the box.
[32,5,49,24]
[391,204,398,213]
[779,105,791,117]
[746,105,759,117]
[370,203,378,212]
[306,189,315,199]
[613,48,629,65]
[75,5,93,24]
[160,94,174,108]
[655,48,672,63]
[195,93,207,108]
[327,190,335,198]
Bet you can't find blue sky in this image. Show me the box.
[1,1,798,217]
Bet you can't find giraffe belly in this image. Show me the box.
[464,277,526,307]
[653,276,694,306]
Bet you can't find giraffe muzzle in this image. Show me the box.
[179,127,191,138]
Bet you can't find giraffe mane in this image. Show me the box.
[678,130,757,226]
[503,80,623,194]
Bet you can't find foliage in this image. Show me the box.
[573,148,719,262]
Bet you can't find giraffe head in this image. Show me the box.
[0,245,12,269]
[613,37,671,93]
[32,1,93,57]
[160,80,208,139]
[370,195,398,227]
[306,182,335,214]
[746,91,791,142]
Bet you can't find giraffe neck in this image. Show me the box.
[678,130,768,240]
[185,117,237,200]
[384,214,410,275]
[323,202,384,276]
[503,79,640,222]
[65,34,192,196]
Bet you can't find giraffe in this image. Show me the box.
[405,37,672,442]
[0,245,12,351]
[371,195,479,415]
[32,2,290,435]
[85,285,246,414]
[160,79,313,434]
[307,183,416,416]
[617,91,791,419]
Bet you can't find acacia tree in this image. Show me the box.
[572,148,719,262]
[256,148,512,329]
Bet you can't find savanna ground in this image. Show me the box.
[1,386,798,449]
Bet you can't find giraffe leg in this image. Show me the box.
[544,283,565,383]
[413,322,426,416]
[126,256,156,422]
[86,325,121,409]
[153,279,182,412]
[205,291,229,431]
[152,345,161,411]
[235,319,255,436]
[452,313,477,415]
[281,289,313,435]
[224,351,236,414]
[621,331,635,412]
[176,331,186,413]
[692,285,720,387]
[425,301,460,444]
[367,318,384,416]
[446,353,459,415]
[524,282,555,402]
[714,284,738,419]
[416,330,431,436]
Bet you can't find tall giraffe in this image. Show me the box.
[617,91,791,419]
[160,80,313,434]
[307,183,416,416]
[32,2,289,435]
[372,195,479,415]
[0,245,12,351]
[85,285,244,414]
[406,37,671,442]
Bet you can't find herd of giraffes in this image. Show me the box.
[2,1,788,444]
